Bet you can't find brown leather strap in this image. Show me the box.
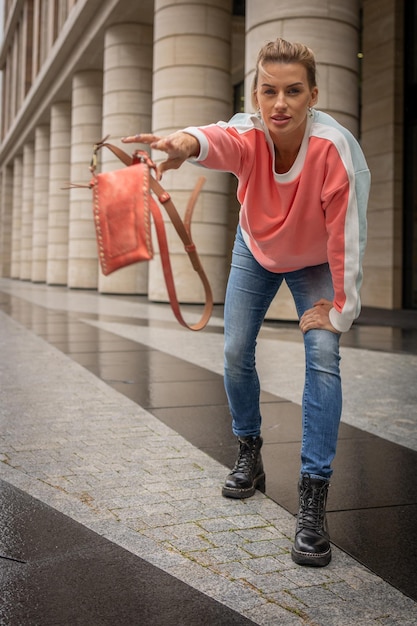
[92,140,213,331]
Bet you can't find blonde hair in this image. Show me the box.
[251,38,317,108]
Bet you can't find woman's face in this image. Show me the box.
[254,62,318,145]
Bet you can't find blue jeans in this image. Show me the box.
[224,227,342,481]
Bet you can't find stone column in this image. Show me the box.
[20,142,35,280]
[98,22,153,295]
[245,0,361,320]
[47,102,71,285]
[10,156,23,278]
[0,164,14,277]
[31,125,50,282]
[151,0,233,304]
[67,71,103,289]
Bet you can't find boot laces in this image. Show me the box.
[299,482,327,531]
[232,440,257,474]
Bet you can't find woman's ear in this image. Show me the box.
[310,86,319,107]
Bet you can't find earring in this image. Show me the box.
[308,107,314,118]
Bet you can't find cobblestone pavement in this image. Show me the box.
[0,278,416,625]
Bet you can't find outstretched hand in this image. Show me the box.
[299,298,339,334]
[121,132,200,180]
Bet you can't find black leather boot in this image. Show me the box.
[291,473,331,567]
[222,436,265,499]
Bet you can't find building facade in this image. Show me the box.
[0,0,415,318]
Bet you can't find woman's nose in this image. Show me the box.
[274,92,287,109]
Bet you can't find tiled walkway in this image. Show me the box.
[0,277,416,625]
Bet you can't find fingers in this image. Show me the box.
[312,298,332,308]
[121,133,160,145]
[121,131,197,180]
[156,156,186,180]
[299,305,338,335]
[121,134,172,180]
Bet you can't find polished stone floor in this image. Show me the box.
[0,278,416,625]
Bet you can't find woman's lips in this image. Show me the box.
[271,115,291,124]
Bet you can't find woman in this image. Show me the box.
[123,38,370,568]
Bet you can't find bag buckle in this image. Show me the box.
[132,150,157,172]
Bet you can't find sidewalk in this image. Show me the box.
[0,278,416,625]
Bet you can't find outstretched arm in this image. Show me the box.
[122,132,200,180]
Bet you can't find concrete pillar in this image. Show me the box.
[68,71,103,289]
[0,164,14,277]
[10,156,23,278]
[47,102,71,285]
[31,125,50,282]
[98,22,153,295]
[20,142,35,280]
[245,0,361,320]
[151,0,233,304]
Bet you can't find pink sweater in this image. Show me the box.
[185,110,370,332]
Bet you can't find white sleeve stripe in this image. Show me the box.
[313,123,368,326]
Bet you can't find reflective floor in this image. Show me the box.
[0,279,417,622]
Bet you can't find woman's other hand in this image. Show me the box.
[299,298,340,334]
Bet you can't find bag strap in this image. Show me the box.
[92,139,213,331]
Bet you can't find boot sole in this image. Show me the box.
[291,546,332,568]
[222,473,266,499]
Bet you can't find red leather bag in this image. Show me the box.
[91,161,154,274]
[89,139,213,331]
